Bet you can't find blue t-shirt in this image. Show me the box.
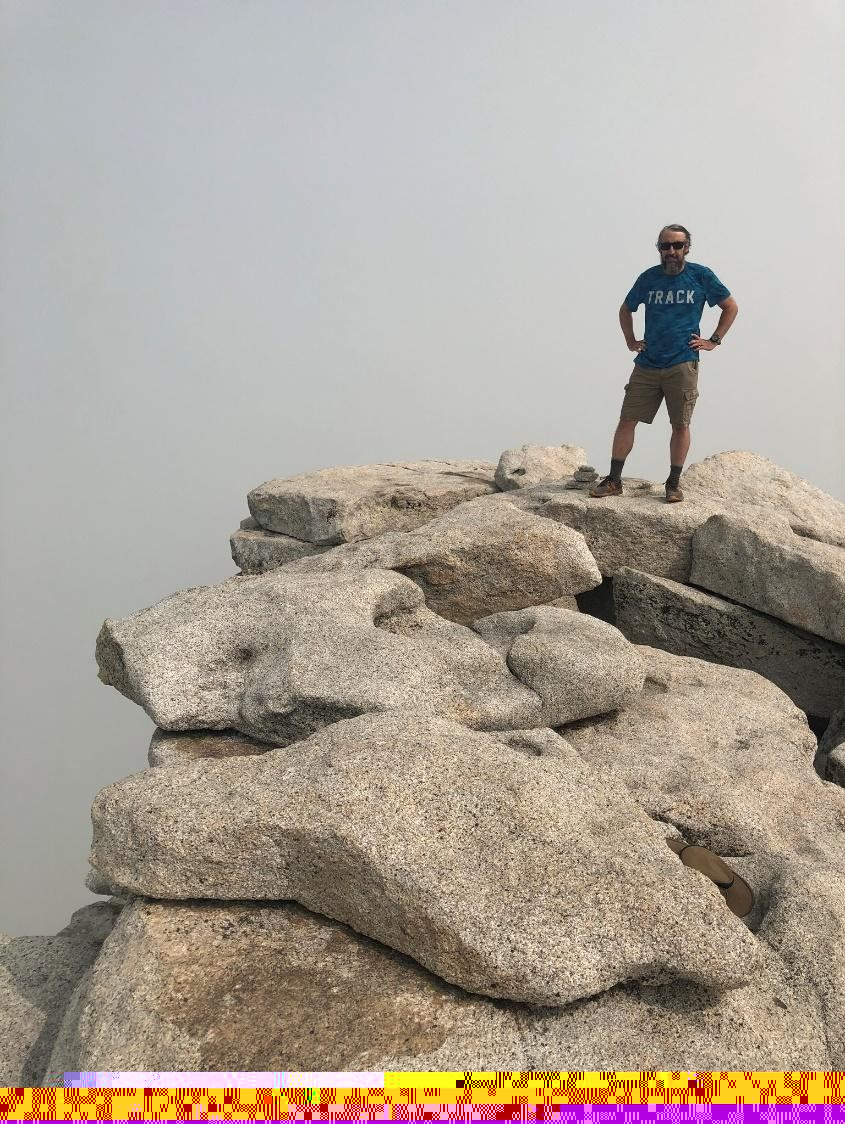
[624,262,731,369]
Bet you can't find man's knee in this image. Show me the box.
[671,423,690,433]
[617,417,638,431]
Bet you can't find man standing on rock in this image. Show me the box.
[590,224,738,503]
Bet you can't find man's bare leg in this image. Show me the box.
[590,418,637,496]
[669,423,690,467]
[612,417,638,461]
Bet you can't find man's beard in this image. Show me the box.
[663,258,684,275]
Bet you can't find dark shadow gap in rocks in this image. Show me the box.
[806,713,830,741]
[554,710,620,736]
[575,577,616,626]
[805,713,831,780]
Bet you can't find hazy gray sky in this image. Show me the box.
[2,0,843,935]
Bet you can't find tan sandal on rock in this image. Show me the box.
[666,836,754,917]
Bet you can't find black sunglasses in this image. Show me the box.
[657,240,687,251]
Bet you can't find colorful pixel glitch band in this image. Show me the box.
[2,1071,845,1121]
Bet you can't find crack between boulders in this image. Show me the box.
[381,463,496,485]
[645,812,756,859]
[683,580,844,644]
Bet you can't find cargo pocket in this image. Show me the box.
[682,388,699,425]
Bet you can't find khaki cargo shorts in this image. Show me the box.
[620,360,699,426]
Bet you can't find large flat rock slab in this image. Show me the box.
[96,568,543,743]
[89,713,761,1006]
[691,514,845,645]
[613,567,845,719]
[284,494,601,624]
[247,460,497,544]
[683,451,845,548]
[472,606,645,725]
[44,898,828,1078]
[507,451,845,584]
[0,903,117,1086]
[511,481,725,581]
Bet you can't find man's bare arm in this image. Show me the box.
[714,296,739,337]
[690,296,739,351]
[619,304,645,352]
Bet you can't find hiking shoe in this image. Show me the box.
[589,476,623,498]
[665,482,684,503]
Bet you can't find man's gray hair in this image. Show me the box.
[658,224,691,245]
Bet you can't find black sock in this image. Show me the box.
[609,458,625,482]
[667,464,683,487]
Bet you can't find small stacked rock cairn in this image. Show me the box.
[3,445,845,1081]
[565,464,600,489]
